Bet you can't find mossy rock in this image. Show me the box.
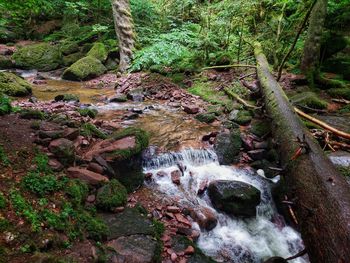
[105,58,119,71]
[20,109,45,120]
[96,179,127,211]
[60,41,80,55]
[195,113,216,123]
[12,43,62,71]
[62,52,84,67]
[250,120,271,137]
[62,56,107,81]
[291,91,328,109]
[229,110,253,125]
[80,123,107,139]
[0,72,32,96]
[214,130,242,165]
[87,42,108,62]
[54,94,80,102]
[327,88,350,100]
[77,108,98,118]
[0,56,14,69]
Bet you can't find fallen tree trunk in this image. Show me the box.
[254,42,350,263]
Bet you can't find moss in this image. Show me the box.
[77,108,98,118]
[0,72,32,96]
[0,55,14,69]
[0,192,6,209]
[65,179,89,206]
[327,87,350,100]
[233,110,253,125]
[302,120,322,129]
[54,94,80,102]
[12,43,62,71]
[250,121,271,137]
[20,109,46,120]
[339,104,350,114]
[87,42,108,62]
[0,219,10,232]
[337,166,350,177]
[291,91,328,109]
[60,41,80,55]
[96,179,127,211]
[152,219,165,263]
[62,52,84,67]
[195,113,216,123]
[62,56,107,81]
[110,127,149,160]
[80,123,107,139]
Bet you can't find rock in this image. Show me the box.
[107,235,158,263]
[184,246,195,255]
[87,42,108,62]
[96,179,127,211]
[67,167,109,185]
[39,130,63,139]
[63,128,79,140]
[54,94,80,102]
[62,56,107,81]
[171,170,181,185]
[171,253,178,262]
[250,120,271,138]
[12,43,61,71]
[109,94,128,103]
[87,195,96,203]
[247,149,267,161]
[263,257,288,263]
[0,55,14,69]
[188,207,217,231]
[183,105,199,114]
[87,162,104,174]
[229,110,253,125]
[63,52,84,66]
[195,113,216,123]
[60,41,80,55]
[208,180,261,217]
[48,138,75,164]
[197,180,208,195]
[174,213,191,226]
[214,130,242,165]
[0,72,32,96]
[48,158,63,171]
[20,109,45,120]
[328,150,350,167]
[167,206,181,213]
[93,155,116,177]
[127,88,144,102]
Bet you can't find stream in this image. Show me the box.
[26,73,307,262]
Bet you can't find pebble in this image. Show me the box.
[171,253,178,262]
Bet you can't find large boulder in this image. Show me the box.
[12,43,62,71]
[0,72,32,96]
[214,130,242,165]
[208,180,261,217]
[62,56,107,81]
[87,42,108,62]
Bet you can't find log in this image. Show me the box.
[224,88,260,110]
[254,41,350,263]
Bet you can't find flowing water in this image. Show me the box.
[143,149,307,263]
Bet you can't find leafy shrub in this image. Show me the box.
[21,171,64,197]
[0,94,12,116]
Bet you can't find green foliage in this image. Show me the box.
[10,189,41,231]
[77,108,98,118]
[0,94,12,116]
[0,146,10,166]
[65,179,89,206]
[21,171,64,197]
[80,123,107,139]
[0,192,6,209]
[34,152,52,174]
[96,179,127,211]
[327,88,350,100]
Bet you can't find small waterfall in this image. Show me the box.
[143,148,308,263]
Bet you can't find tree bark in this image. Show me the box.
[111,0,135,72]
[301,0,327,84]
[254,41,350,263]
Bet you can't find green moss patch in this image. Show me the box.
[250,121,271,137]
[20,109,46,120]
[327,88,350,100]
[291,91,328,109]
[77,108,98,118]
[0,72,32,96]
[80,123,107,139]
[195,113,216,123]
[87,42,108,62]
[62,56,107,81]
[96,179,127,211]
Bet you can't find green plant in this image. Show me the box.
[0,192,6,209]
[77,108,98,118]
[0,146,10,166]
[21,171,64,197]
[65,179,89,206]
[34,152,52,174]
[0,94,12,115]
[96,179,127,211]
[80,123,107,139]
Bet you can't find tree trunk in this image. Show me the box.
[254,41,350,263]
[111,0,135,72]
[301,0,327,84]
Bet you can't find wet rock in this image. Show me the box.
[214,130,242,165]
[107,235,158,263]
[328,150,350,167]
[188,206,217,231]
[195,113,216,123]
[63,128,79,141]
[202,131,218,141]
[132,108,143,114]
[167,206,181,213]
[109,94,128,103]
[183,105,199,114]
[48,138,75,165]
[67,167,109,185]
[93,155,116,176]
[197,179,208,195]
[171,170,181,185]
[54,94,80,102]
[208,180,261,217]
[127,88,144,102]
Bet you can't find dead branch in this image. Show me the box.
[332,98,350,105]
[202,64,257,70]
[294,107,350,140]
[224,88,261,110]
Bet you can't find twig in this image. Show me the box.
[295,107,350,140]
[238,72,256,80]
[224,88,261,110]
[332,98,350,105]
[202,64,257,70]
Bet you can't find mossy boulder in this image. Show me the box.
[60,41,80,55]
[87,42,108,62]
[291,91,328,109]
[62,56,107,81]
[65,179,89,206]
[62,52,84,67]
[48,138,75,165]
[96,179,127,211]
[54,94,80,102]
[229,110,253,125]
[0,72,32,96]
[195,113,216,124]
[214,130,242,165]
[77,108,98,118]
[327,88,350,100]
[12,43,62,71]
[20,109,45,120]
[0,55,14,69]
